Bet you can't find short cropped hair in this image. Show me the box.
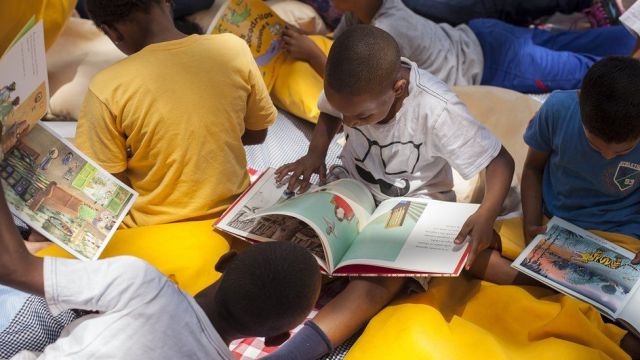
[325,25,401,96]
[85,0,164,26]
[214,241,320,336]
[580,56,640,143]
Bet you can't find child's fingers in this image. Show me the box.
[318,164,327,185]
[454,220,472,244]
[274,164,294,181]
[632,252,640,265]
[287,170,303,192]
[465,236,480,270]
[297,170,314,193]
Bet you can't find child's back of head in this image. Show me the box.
[580,56,640,145]
[214,241,321,338]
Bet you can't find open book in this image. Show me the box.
[216,168,480,276]
[207,0,286,90]
[0,20,137,260]
[512,217,640,335]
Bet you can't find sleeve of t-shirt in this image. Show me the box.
[75,89,127,174]
[621,1,640,38]
[522,96,556,153]
[317,91,342,118]
[432,99,502,180]
[242,43,278,131]
[44,256,169,316]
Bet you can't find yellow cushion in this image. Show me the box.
[37,219,231,296]
[0,0,77,53]
[271,35,332,124]
[347,275,629,360]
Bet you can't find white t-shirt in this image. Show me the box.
[334,0,483,86]
[621,1,640,38]
[12,256,233,360]
[318,59,501,203]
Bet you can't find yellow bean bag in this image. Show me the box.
[37,219,231,296]
[271,35,332,124]
[347,275,629,360]
[0,0,77,53]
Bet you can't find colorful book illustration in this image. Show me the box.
[216,168,479,276]
[0,20,138,260]
[208,0,286,90]
[512,217,640,334]
[0,21,48,154]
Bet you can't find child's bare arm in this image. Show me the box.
[282,26,327,78]
[275,112,341,193]
[455,146,514,269]
[521,147,551,243]
[0,181,44,296]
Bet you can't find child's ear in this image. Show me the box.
[214,251,238,273]
[264,332,291,347]
[392,78,407,98]
[100,24,125,45]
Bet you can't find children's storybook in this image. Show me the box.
[512,217,640,334]
[0,20,138,261]
[208,0,286,90]
[216,168,480,276]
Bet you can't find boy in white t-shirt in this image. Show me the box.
[0,181,321,359]
[267,25,514,360]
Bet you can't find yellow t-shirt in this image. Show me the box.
[76,34,277,228]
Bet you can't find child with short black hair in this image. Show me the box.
[268,25,515,359]
[76,0,277,228]
[0,177,321,358]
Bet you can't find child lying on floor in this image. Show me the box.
[267,25,514,360]
[282,0,635,93]
[474,56,640,357]
[0,181,321,359]
[75,0,277,228]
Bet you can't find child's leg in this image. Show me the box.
[468,247,543,286]
[531,25,636,57]
[264,277,406,360]
[469,18,597,92]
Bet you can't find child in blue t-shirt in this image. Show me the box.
[477,57,640,289]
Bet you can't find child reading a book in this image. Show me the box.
[75,0,277,228]
[268,25,515,359]
[0,178,321,358]
[478,56,640,281]
[283,0,635,92]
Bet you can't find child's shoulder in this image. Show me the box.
[541,90,580,112]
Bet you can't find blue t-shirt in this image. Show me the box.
[524,90,640,239]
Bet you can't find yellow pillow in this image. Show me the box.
[0,0,77,52]
[346,276,628,360]
[271,35,332,124]
[37,219,231,296]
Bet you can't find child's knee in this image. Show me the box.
[347,277,406,306]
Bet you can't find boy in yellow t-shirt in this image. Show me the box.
[76,0,277,228]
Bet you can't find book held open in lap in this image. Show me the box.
[512,217,640,334]
[0,20,137,260]
[216,168,480,276]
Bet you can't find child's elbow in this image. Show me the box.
[495,146,515,172]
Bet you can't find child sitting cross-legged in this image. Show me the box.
[472,56,640,357]
[0,177,321,359]
[266,25,515,360]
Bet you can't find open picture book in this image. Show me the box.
[208,0,287,90]
[0,20,138,261]
[512,217,640,335]
[216,168,480,276]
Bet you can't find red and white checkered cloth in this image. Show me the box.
[229,310,319,359]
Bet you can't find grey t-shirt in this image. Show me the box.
[12,256,234,360]
[335,0,484,86]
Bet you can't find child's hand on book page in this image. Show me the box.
[524,224,547,245]
[275,153,327,194]
[632,252,640,265]
[454,209,496,270]
[282,26,323,62]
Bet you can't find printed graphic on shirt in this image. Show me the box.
[614,161,640,191]
[347,128,422,197]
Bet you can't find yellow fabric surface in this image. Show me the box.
[347,275,629,360]
[0,0,76,52]
[497,217,640,261]
[271,35,332,123]
[36,220,231,296]
[75,34,277,228]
